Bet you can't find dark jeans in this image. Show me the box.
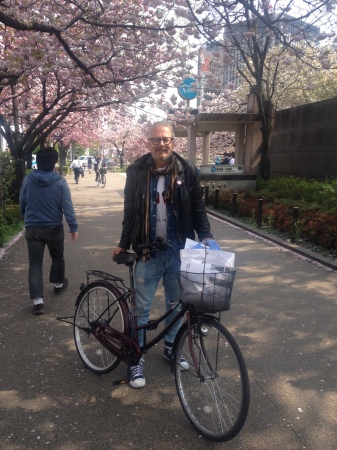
[73,167,80,183]
[25,226,65,299]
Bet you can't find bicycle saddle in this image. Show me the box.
[113,252,138,265]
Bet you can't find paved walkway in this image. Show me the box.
[1,171,337,449]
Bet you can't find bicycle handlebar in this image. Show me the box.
[113,237,180,266]
[138,237,181,261]
[137,236,166,251]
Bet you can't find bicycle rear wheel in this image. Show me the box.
[174,316,250,442]
[74,282,125,374]
[101,174,106,188]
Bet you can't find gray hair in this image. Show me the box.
[147,121,175,138]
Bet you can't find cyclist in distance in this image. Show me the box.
[112,121,213,389]
[94,153,106,182]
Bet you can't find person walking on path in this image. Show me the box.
[112,121,213,389]
[88,156,93,173]
[69,156,81,184]
[19,147,78,315]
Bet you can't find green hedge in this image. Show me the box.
[207,176,337,255]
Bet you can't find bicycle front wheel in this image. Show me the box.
[101,174,106,188]
[174,316,250,442]
[74,282,125,374]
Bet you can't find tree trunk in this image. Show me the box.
[257,98,275,180]
[12,158,25,204]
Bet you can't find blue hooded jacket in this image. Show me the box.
[19,170,78,233]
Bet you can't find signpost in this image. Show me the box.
[199,165,244,174]
[178,78,198,102]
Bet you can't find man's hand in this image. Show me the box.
[70,232,78,241]
[111,247,126,259]
[201,238,214,246]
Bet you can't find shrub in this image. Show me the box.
[5,204,22,225]
[209,176,337,256]
[0,205,23,247]
[256,176,337,215]
[301,211,337,249]
[0,152,16,201]
[263,203,293,233]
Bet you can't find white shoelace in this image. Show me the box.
[131,361,144,379]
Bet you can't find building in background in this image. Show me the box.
[198,15,320,98]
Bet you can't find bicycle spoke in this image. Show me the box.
[74,283,124,374]
[174,317,249,442]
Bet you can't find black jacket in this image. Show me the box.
[118,152,213,254]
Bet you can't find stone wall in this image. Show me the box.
[270,97,337,179]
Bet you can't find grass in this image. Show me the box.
[0,204,24,248]
[0,219,24,248]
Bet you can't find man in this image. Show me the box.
[221,153,230,165]
[229,152,235,165]
[69,156,82,184]
[19,147,78,315]
[94,153,106,182]
[112,121,213,388]
[88,156,93,173]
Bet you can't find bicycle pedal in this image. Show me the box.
[147,319,158,330]
[112,379,128,386]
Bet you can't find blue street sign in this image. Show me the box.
[178,78,198,100]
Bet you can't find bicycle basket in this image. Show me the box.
[179,268,236,313]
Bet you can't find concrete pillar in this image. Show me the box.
[245,122,262,175]
[235,125,245,166]
[202,132,210,165]
[187,124,197,164]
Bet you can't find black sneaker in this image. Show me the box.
[129,358,146,388]
[164,342,189,370]
[33,303,44,315]
[54,277,69,295]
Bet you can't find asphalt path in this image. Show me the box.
[1,170,337,450]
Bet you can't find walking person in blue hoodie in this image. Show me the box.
[19,147,78,315]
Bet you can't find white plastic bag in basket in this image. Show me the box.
[180,243,235,273]
[179,241,235,311]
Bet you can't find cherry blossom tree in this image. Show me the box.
[0,0,200,200]
[92,109,146,168]
[185,0,337,179]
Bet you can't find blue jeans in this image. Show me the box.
[25,226,65,299]
[134,248,182,347]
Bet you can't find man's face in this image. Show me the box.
[147,125,174,168]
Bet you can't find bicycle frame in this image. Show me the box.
[72,244,221,378]
[92,301,187,365]
[74,266,187,366]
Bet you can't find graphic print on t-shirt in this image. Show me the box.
[156,175,167,242]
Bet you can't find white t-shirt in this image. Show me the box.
[156,175,167,242]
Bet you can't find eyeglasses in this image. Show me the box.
[148,137,174,145]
